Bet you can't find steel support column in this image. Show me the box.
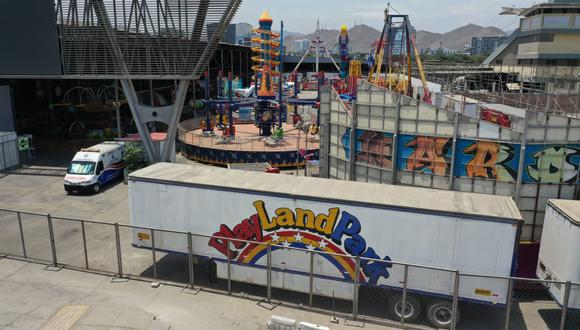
[448,112,460,190]
[161,79,190,162]
[391,95,401,184]
[119,79,157,163]
[348,101,357,181]
[515,112,529,205]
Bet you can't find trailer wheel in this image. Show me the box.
[387,295,421,323]
[426,300,456,329]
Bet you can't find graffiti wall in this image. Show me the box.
[398,135,452,176]
[524,145,580,184]
[341,128,394,169]
[454,140,520,182]
[341,129,580,184]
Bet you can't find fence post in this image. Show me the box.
[267,244,272,303]
[451,271,460,330]
[401,264,409,326]
[151,229,157,280]
[226,240,231,294]
[504,278,514,330]
[47,214,58,266]
[188,232,194,289]
[309,250,314,307]
[114,223,123,278]
[81,220,88,269]
[17,212,27,259]
[352,256,360,319]
[560,281,572,330]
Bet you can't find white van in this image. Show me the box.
[64,141,126,194]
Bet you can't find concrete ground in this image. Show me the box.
[0,257,391,330]
[1,153,578,329]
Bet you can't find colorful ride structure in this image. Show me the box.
[252,11,280,99]
[179,11,320,168]
[200,70,254,140]
[252,11,284,137]
[367,7,431,103]
[339,25,350,80]
[333,25,359,98]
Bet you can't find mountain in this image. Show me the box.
[282,31,306,38]
[346,24,382,53]
[236,22,506,53]
[235,22,305,38]
[416,24,506,51]
[283,24,381,54]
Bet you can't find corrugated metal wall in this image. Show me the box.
[320,80,580,241]
[0,132,20,171]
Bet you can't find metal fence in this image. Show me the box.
[0,207,578,330]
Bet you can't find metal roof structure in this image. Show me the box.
[129,163,523,221]
[548,199,580,224]
[520,1,580,17]
[0,1,245,164]
[54,0,242,79]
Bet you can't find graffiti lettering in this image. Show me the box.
[463,141,517,181]
[356,131,393,168]
[527,146,580,183]
[405,136,451,175]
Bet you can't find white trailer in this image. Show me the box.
[129,163,522,327]
[537,199,580,309]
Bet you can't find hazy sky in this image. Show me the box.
[234,0,540,33]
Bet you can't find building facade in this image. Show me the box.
[319,80,580,244]
[294,39,311,54]
[484,0,580,71]
[208,23,237,44]
[470,36,505,55]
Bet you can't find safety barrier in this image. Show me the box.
[0,207,578,329]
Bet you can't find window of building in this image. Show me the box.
[575,16,580,28]
[518,33,554,44]
[543,15,571,28]
[539,33,555,42]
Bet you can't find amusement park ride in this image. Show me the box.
[190,5,430,155]
[252,11,284,138]
[182,6,439,168]
[183,11,360,168]
[368,6,431,103]
[198,10,357,144]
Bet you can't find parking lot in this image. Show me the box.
[0,162,579,329]
[0,165,389,330]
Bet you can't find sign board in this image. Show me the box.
[18,136,29,151]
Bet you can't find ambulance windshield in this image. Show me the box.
[67,161,96,175]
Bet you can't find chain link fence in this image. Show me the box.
[0,207,578,329]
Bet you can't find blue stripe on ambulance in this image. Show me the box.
[97,161,126,185]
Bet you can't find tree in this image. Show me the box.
[125,142,148,174]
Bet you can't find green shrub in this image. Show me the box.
[125,142,148,173]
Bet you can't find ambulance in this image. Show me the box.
[64,141,126,194]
